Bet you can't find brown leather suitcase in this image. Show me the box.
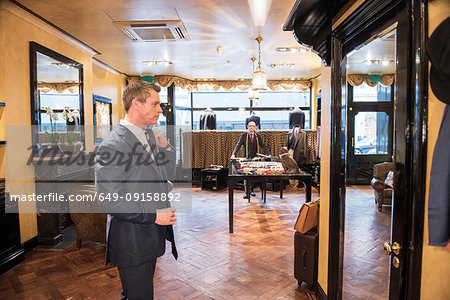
[294,228,318,286]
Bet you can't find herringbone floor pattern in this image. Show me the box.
[343,186,391,300]
[0,186,320,300]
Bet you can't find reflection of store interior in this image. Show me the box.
[0,0,449,299]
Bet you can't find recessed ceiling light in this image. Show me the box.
[362,59,394,65]
[143,60,172,66]
[275,46,310,53]
[267,63,295,68]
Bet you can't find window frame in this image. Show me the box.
[190,89,312,130]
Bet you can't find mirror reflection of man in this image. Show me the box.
[231,121,270,198]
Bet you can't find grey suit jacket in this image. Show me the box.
[95,124,177,266]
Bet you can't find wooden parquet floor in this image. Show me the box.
[0,186,320,300]
[343,186,391,300]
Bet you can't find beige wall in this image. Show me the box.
[92,61,126,125]
[317,66,331,293]
[420,1,450,299]
[0,1,124,243]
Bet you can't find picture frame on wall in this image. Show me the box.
[93,94,112,144]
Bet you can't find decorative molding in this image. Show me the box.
[92,58,124,76]
[0,246,24,275]
[21,236,38,254]
[3,0,99,56]
[332,0,366,30]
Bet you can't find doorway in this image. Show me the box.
[327,1,428,299]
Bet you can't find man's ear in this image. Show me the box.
[130,98,140,111]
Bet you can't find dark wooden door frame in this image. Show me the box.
[327,1,428,299]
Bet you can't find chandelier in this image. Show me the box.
[249,57,260,100]
[252,35,267,90]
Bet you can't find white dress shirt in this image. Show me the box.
[120,118,152,155]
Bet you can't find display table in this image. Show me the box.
[227,160,312,233]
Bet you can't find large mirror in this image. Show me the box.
[30,42,84,155]
[343,25,396,299]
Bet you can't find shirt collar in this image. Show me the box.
[120,118,147,143]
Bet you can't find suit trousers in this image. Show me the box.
[118,259,157,300]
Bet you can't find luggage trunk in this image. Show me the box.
[294,228,318,286]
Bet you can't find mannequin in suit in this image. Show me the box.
[199,107,216,130]
[289,106,305,129]
[286,125,307,166]
[96,81,177,300]
[245,112,261,129]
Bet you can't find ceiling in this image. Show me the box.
[347,28,396,74]
[16,0,323,80]
[37,52,79,82]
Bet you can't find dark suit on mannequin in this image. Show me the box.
[199,108,216,130]
[289,106,305,129]
[245,113,261,129]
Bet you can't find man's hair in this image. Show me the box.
[247,121,256,127]
[122,81,161,112]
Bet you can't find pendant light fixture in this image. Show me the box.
[249,57,260,100]
[252,35,267,90]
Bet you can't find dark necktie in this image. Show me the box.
[250,133,254,143]
[145,129,178,260]
[144,128,163,177]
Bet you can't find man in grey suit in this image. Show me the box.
[95,81,177,300]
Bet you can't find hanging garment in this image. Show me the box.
[199,110,216,130]
[292,130,308,166]
[245,114,261,129]
[428,105,450,246]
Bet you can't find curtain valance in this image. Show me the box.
[38,82,79,93]
[127,75,311,91]
[347,74,395,87]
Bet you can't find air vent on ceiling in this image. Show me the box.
[114,21,190,42]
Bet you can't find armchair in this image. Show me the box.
[370,162,395,212]
[68,185,107,249]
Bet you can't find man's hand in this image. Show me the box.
[155,208,176,225]
[153,129,170,149]
[231,155,236,159]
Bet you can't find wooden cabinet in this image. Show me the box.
[201,168,228,191]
